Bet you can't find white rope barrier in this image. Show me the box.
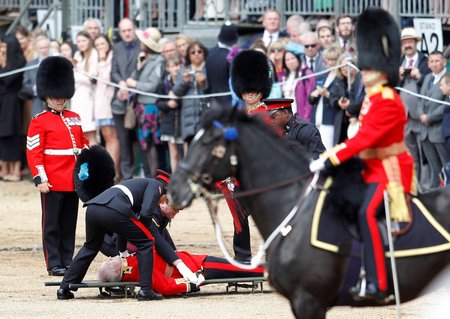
[0,64,39,78]
[1,59,449,105]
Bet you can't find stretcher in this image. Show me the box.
[44,277,266,297]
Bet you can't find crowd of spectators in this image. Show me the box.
[0,9,449,194]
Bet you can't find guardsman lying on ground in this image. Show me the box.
[98,250,265,296]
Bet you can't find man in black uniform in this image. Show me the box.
[265,98,326,159]
[57,170,198,301]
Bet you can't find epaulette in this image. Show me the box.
[381,86,394,100]
[367,84,394,100]
[32,110,47,119]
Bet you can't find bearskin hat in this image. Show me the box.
[74,145,115,203]
[231,50,273,99]
[36,56,75,101]
[355,7,401,86]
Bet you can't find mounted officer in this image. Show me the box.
[309,7,414,303]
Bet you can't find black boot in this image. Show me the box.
[189,283,201,293]
[48,266,66,276]
[57,288,74,300]
[350,281,391,304]
[136,288,163,301]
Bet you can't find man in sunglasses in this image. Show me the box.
[301,32,326,74]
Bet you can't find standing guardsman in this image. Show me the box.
[309,7,414,302]
[26,57,89,276]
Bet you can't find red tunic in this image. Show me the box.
[26,109,89,191]
[122,251,206,295]
[328,84,414,191]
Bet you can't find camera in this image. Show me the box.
[403,68,412,77]
[187,70,197,75]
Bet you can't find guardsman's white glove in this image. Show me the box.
[119,250,130,258]
[176,262,198,283]
[309,157,326,173]
[195,273,205,286]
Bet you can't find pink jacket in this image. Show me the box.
[94,51,114,121]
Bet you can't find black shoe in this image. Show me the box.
[136,288,163,301]
[189,283,201,293]
[107,286,126,298]
[57,288,74,300]
[350,282,391,304]
[48,266,66,276]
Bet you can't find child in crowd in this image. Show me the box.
[156,57,184,172]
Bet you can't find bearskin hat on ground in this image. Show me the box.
[355,7,401,86]
[231,50,273,99]
[36,56,75,101]
[74,145,115,203]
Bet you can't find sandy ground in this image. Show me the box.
[0,178,448,319]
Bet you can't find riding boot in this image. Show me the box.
[350,277,392,304]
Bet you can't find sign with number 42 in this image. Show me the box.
[413,18,443,55]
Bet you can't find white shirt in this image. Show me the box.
[433,68,447,85]
[263,30,279,48]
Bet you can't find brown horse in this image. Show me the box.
[169,108,450,319]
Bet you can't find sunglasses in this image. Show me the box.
[190,50,203,55]
[270,48,284,53]
[304,44,317,49]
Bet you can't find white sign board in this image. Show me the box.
[37,10,62,40]
[413,18,443,55]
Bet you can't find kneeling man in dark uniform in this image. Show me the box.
[58,170,176,301]
[265,98,326,159]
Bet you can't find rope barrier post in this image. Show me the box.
[384,190,401,319]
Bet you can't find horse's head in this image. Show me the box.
[169,108,243,208]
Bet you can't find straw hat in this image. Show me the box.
[136,27,162,53]
[401,28,421,42]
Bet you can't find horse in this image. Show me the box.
[169,108,450,319]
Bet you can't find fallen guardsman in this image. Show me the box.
[98,250,265,296]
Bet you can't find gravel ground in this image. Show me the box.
[0,178,447,318]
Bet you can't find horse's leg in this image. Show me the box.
[291,290,326,319]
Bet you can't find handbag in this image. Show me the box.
[124,94,137,129]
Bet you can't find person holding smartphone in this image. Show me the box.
[309,45,341,150]
[328,53,364,144]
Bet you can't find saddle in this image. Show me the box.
[310,176,450,258]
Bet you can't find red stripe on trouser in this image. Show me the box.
[203,261,264,273]
[129,219,155,241]
[366,185,387,291]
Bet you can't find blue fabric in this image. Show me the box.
[96,118,115,126]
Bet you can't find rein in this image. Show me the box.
[181,117,319,269]
[195,172,320,270]
[215,172,314,200]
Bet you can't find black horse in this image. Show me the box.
[169,108,450,319]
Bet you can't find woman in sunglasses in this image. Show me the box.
[172,41,208,145]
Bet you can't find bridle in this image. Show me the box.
[177,117,320,269]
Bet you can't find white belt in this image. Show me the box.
[44,148,81,156]
[112,185,134,205]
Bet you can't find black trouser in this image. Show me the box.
[60,205,154,290]
[203,256,262,279]
[232,199,251,261]
[113,113,135,180]
[41,191,79,270]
